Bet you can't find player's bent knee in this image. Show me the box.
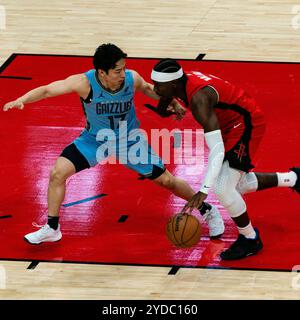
[152,168,174,188]
[214,188,246,217]
[153,175,172,188]
[236,172,258,195]
[49,166,73,184]
[214,189,234,208]
[145,165,166,181]
[49,168,65,183]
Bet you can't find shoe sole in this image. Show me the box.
[220,243,263,260]
[23,236,62,245]
[221,251,258,260]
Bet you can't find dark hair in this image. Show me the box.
[153,58,186,83]
[153,58,181,73]
[93,43,127,73]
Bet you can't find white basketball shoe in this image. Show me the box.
[24,223,62,244]
[202,205,225,239]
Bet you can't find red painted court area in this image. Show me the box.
[0,54,300,271]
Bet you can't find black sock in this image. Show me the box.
[48,216,59,230]
[198,202,212,215]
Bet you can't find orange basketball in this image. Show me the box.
[166,213,202,248]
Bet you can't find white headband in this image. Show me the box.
[151,68,183,82]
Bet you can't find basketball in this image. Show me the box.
[166,213,202,248]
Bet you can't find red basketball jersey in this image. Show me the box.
[184,71,266,152]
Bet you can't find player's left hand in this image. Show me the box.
[181,191,207,214]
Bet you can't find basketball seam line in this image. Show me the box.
[171,215,181,247]
[182,220,200,246]
[180,215,189,247]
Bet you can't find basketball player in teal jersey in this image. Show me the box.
[3,44,224,244]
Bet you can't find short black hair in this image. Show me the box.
[93,43,127,73]
[153,58,182,73]
[153,58,186,83]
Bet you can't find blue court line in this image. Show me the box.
[62,194,107,207]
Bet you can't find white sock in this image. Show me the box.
[238,222,256,239]
[276,171,297,187]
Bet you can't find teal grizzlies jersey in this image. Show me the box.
[81,69,140,136]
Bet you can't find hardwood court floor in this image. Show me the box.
[0,260,299,300]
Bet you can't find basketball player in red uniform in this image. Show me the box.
[150,59,300,260]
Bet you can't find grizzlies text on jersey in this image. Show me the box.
[81,69,140,135]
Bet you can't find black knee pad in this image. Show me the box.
[60,143,90,173]
[138,165,166,180]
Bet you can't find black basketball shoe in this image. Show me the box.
[290,167,300,194]
[220,228,263,260]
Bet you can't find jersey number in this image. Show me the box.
[193,71,212,82]
[108,114,126,130]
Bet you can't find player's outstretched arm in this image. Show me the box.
[3,74,86,111]
[132,70,159,100]
[181,87,225,213]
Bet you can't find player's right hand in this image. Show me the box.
[167,102,186,121]
[3,100,24,111]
